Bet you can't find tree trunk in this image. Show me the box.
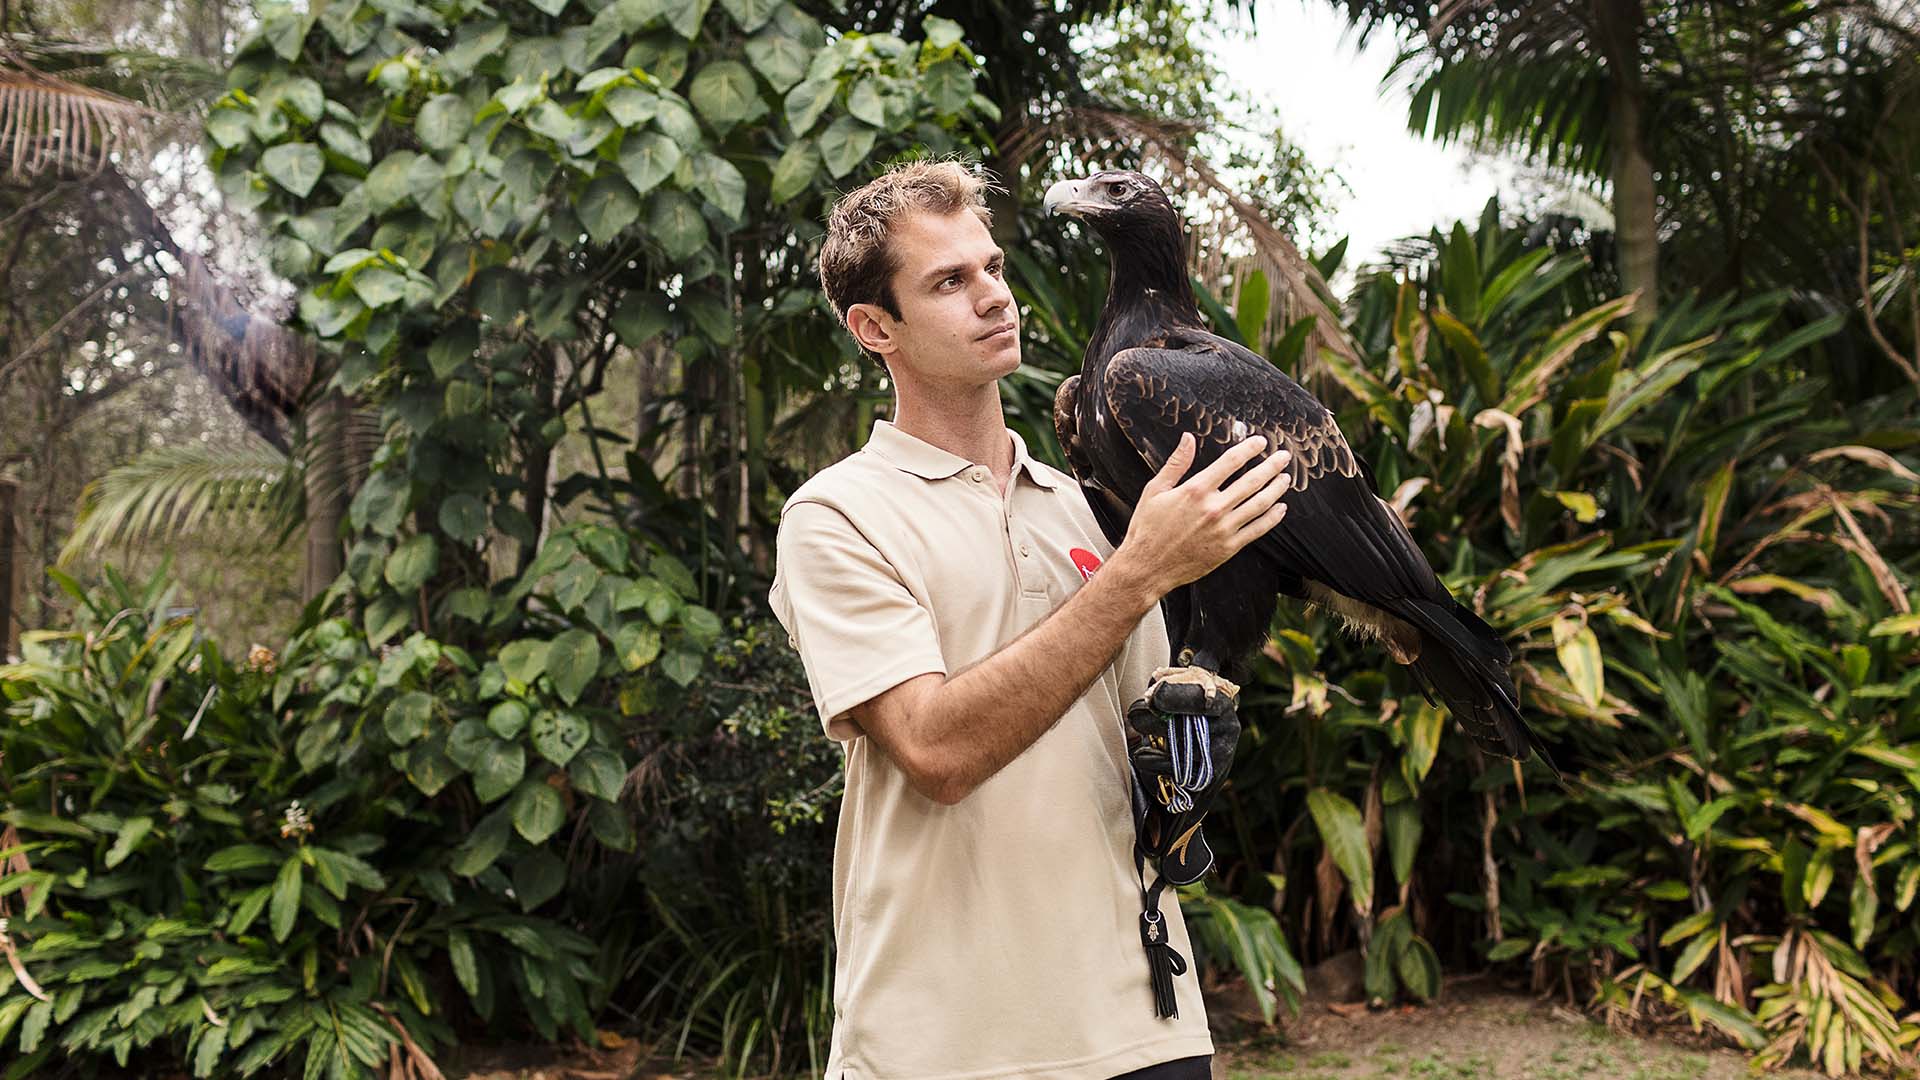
[1,474,17,660]
[301,391,348,601]
[1594,0,1658,339]
[517,348,557,575]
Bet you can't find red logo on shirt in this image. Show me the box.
[1069,547,1102,581]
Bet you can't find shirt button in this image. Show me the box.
[970,467,987,482]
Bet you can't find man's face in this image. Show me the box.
[849,208,1020,386]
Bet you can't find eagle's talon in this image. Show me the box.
[1128,666,1240,732]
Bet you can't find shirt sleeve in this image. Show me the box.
[769,499,948,742]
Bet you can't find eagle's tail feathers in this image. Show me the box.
[1396,598,1550,771]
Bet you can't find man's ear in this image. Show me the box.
[846,302,900,360]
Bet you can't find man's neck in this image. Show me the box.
[889,380,1013,480]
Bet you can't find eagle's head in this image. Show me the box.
[1042,171,1177,236]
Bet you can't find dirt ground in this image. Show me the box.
[446,982,1830,1079]
[1214,980,1823,1080]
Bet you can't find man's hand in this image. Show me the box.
[1108,433,1293,598]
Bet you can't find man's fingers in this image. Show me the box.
[1144,433,1196,496]
[1233,498,1289,545]
[1185,434,1268,491]
[1226,468,1292,531]
[1219,447,1292,508]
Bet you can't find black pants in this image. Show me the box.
[1108,1054,1212,1080]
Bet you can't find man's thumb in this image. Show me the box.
[1147,433,1195,493]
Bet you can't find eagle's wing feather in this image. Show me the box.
[1098,330,1435,606]
[1054,372,1132,549]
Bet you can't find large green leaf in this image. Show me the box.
[619,131,681,195]
[692,153,746,222]
[769,139,817,205]
[744,31,808,92]
[604,86,660,127]
[1307,789,1373,914]
[545,628,601,705]
[531,710,591,766]
[513,851,567,911]
[499,639,550,684]
[451,808,511,876]
[438,494,488,542]
[665,0,714,38]
[720,0,776,31]
[270,856,302,942]
[784,78,835,135]
[847,78,887,127]
[577,175,641,244]
[261,142,324,197]
[613,622,663,671]
[512,781,566,844]
[689,61,756,126]
[923,59,972,115]
[568,748,627,801]
[472,740,525,803]
[415,94,473,151]
[383,691,433,746]
[647,190,707,259]
[1552,615,1604,708]
[384,534,439,592]
[611,292,670,345]
[819,115,876,179]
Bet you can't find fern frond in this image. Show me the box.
[60,445,301,564]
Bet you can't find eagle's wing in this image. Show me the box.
[1098,329,1535,761]
[1054,372,1132,550]
[1098,328,1433,607]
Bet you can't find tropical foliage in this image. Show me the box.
[3,0,1919,1076]
[1193,207,1920,1074]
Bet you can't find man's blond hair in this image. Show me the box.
[819,160,996,350]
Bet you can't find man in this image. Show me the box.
[768,160,1294,1080]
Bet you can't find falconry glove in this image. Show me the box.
[1126,666,1241,887]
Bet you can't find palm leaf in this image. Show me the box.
[0,44,161,179]
[59,445,302,563]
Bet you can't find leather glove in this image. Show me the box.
[1126,669,1241,886]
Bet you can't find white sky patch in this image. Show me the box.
[1211,0,1520,266]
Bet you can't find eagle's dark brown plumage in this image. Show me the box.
[1044,170,1542,764]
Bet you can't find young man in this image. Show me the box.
[768,160,1294,1080]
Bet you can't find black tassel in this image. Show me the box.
[1139,906,1187,1018]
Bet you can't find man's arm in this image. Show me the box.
[852,433,1293,805]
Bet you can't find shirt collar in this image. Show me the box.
[864,420,1066,490]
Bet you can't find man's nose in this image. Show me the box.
[976,273,1011,314]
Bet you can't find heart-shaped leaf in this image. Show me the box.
[532,710,591,766]
[262,142,324,197]
[545,629,601,705]
[819,115,876,179]
[416,94,473,151]
[511,781,565,844]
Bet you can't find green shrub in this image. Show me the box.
[0,518,722,1076]
[1195,208,1920,1073]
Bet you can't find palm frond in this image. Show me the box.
[59,445,302,564]
[1001,107,1364,383]
[0,44,162,180]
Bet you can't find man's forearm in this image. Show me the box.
[906,557,1161,802]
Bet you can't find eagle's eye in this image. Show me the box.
[1106,180,1130,199]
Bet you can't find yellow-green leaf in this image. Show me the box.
[1552,616,1604,708]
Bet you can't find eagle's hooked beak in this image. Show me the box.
[1043,178,1097,219]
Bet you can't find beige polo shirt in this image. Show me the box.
[768,420,1213,1080]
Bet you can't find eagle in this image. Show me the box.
[1043,170,1541,766]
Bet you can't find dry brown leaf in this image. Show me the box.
[1473,408,1523,533]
